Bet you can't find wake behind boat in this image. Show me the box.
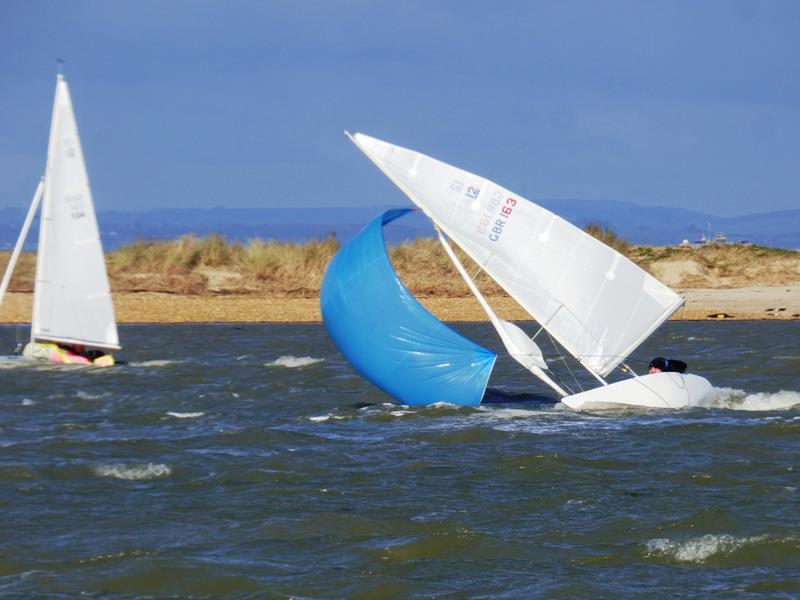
[0,75,119,367]
[321,132,713,410]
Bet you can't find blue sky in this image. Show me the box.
[1,0,798,216]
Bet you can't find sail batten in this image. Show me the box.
[348,132,682,378]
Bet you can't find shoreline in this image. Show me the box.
[2,288,799,323]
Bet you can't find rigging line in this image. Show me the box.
[544,328,584,394]
[531,303,565,341]
[435,228,568,398]
[546,361,578,396]
[534,355,576,395]
[536,299,621,383]
[469,260,483,283]
[633,377,673,409]
[560,354,585,394]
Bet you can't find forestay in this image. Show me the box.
[348,132,682,378]
[31,75,119,350]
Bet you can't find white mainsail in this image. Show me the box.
[347,132,682,379]
[30,75,119,351]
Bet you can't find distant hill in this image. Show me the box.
[2,201,799,250]
[535,200,800,248]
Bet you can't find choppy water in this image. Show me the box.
[1,321,798,598]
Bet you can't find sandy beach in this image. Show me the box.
[2,287,798,324]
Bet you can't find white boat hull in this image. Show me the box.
[561,372,713,410]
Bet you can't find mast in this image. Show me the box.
[30,75,64,344]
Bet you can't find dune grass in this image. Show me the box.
[110,234,240,273]
[1,228,798,297]
[0,252,36,291]
[583,222,631,255]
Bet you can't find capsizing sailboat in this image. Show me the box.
[0,75,120,366]
[320,132,713,409]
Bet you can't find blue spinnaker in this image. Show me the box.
[320,209,496,407]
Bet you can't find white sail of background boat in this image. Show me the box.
[329,132,713,409]
[0,75,119,366]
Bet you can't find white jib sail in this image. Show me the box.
[31,75,120,350]
[348,132,682,378]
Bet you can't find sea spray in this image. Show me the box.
[93,463,172,480]
[130,360,181,368]
[643,533,797,564]
[706,387,800,411]
[166,411,205,419]
[266,355,324,368]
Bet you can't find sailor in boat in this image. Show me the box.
[59,343,113,366]
[648,357,688,374]
[23,341,115,367]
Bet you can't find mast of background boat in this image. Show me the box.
[435,229,569,398]
[30,74,63,346]
[0,179,43,309]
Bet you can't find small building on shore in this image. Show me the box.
[678,232,751,248]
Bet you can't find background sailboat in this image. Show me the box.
[0,75,119,366]
[321,132,712,409]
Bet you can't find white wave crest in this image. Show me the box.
[130,360,179,368]
[94,463,172,480]
[166,411,205,419]
[309,413,346,422]
[0,356,28,369]
[266,355,324,368]
[705,387,800,411]
[76,390,108,400]
[477,407,544,420]
[645,533,768,563]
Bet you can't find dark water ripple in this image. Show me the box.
[1,321,799,598]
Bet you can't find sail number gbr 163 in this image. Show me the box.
[475,190,517,242]
[450,181,518,242]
